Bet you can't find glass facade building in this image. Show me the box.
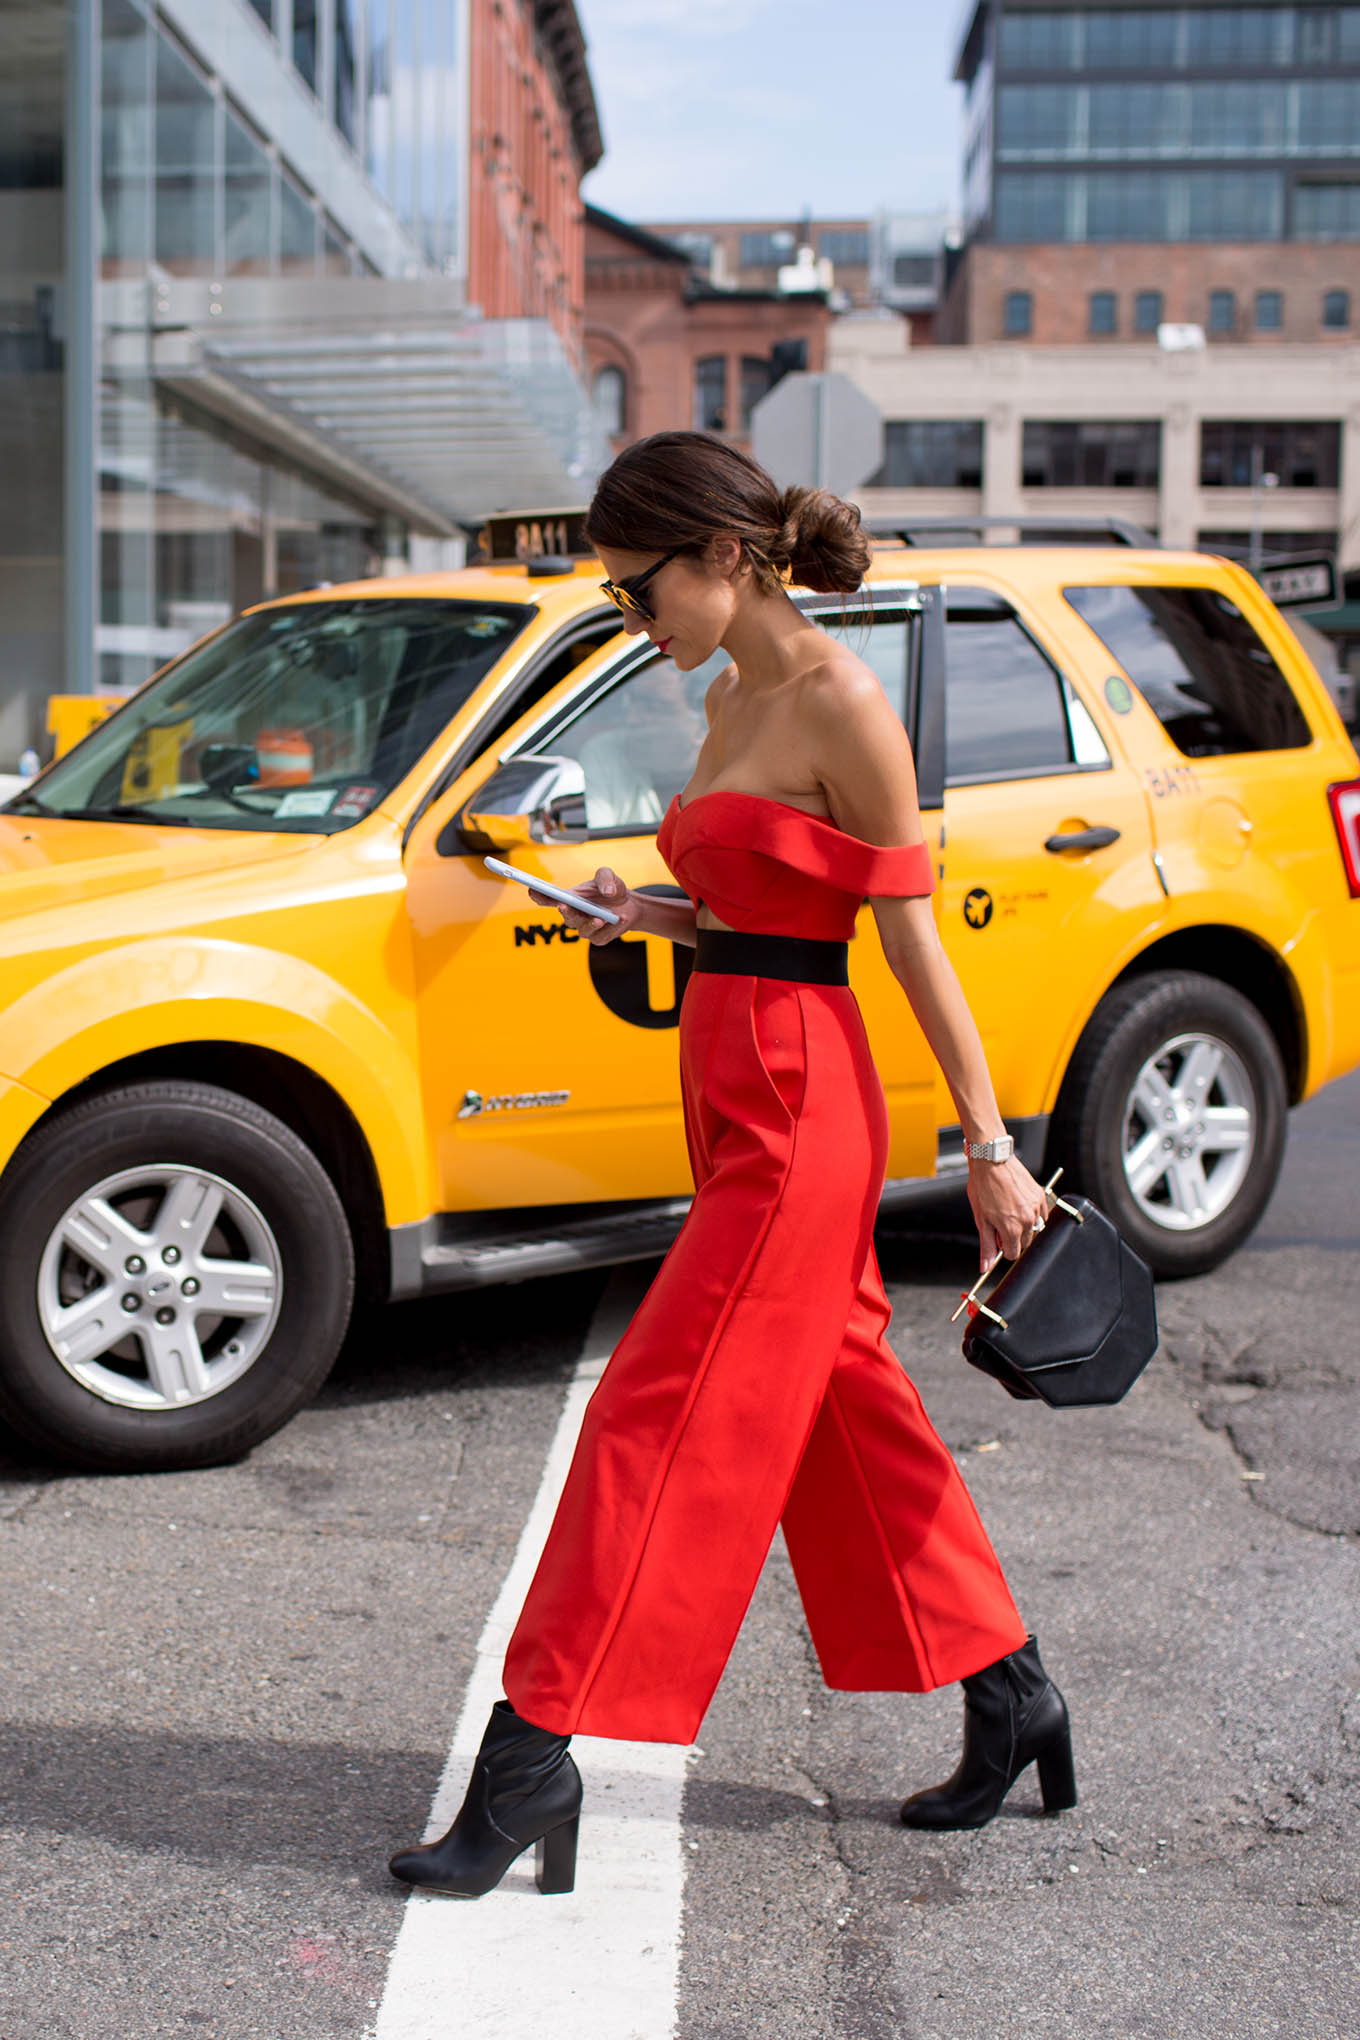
[958,2,1360,242]
[0,0,603,766]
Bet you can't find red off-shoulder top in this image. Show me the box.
[656,791,935,942]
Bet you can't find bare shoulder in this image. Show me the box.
[797,638,897,730]
[704,660,739,724]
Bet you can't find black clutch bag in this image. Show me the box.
[952,1173,1157,1408]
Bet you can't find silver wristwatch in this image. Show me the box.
[965,1134,1015,1164]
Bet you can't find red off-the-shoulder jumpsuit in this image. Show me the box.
[502,792,1028,1745]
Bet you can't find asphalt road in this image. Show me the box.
[2,1071,1357,2039]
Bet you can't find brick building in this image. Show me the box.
[468,0,602,362]
[940,240,1359,347]
[584,207,831,454]
[834,0,1360,682]
[943,0,1360,346]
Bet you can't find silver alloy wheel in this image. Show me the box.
[1120,1031,1255,1232]
[36,1164,283,1410]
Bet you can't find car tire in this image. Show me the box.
[0,1081,355,1471]
[1048,971,1287,1279]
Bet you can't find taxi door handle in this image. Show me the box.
[1044,825,1122,853]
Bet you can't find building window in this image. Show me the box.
[1186,7,1294,67]
[819,228,870,267]
[1200,422,1341,490]
[224,108,274,274]
[246,0,273,28]
[292,0,318,94]
[1323,288,1351,328]
[995,172,1070,241]
[1296,6,1337,62]
[1085,8,1179,67]
[592,366,625,439]
[892,252,937,288]
[1000,8,1296,74]
[1088,291,1117,336]
[873,422,984,489]
[668,231,714,270]
[1133,289,1163,333]
[1087,170,1176,241]
[367,0,390,195]
[334,0,359,147]
[154,31,218,275]
[694,356,727,432]
[1003,289,1033,336]
[1292,183,1360,239]
[739,229,794,269]
[1186,171,1283,241]
[739,356,776,434]
[1207,289,1237,335]
[1295,80,1360,156]
[996,83,1082,157]
[1255,290,1283,331]
[322,219,350,276]
[1022,421,1161,489]
[997,11,1080,70]
[279,171,318,275]
[1085,81,1184,158]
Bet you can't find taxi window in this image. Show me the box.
[1063,582,1311,756]
[532,607,916,833]
[537,650,721,832]
[945,593,1096,783]
[12,600,531,831]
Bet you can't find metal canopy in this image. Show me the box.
[137,279,609,536]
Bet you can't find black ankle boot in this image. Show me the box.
[388,1700,581,1898]
[899,1634,1076,1831]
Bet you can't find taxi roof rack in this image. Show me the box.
[865,515,1158,548]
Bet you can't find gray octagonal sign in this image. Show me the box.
[750,372,884,496]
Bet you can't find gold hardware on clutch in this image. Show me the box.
[951,1254,1008,1328]
[1044,1166,1084,1223]
[949,1169,1085,1326]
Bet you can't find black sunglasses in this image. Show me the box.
[600,545,687,623]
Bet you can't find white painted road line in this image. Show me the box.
[369,1268,691,2040]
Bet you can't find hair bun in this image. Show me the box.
[773,486,871,595]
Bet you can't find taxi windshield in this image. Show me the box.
[8,598,532,832]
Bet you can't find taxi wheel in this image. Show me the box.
[0,1081,354,1472]
[1049,971,1287,1279]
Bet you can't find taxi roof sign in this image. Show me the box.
[478,509,591,564]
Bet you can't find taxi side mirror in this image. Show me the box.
[455,753,589,851]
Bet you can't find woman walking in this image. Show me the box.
[388,433,1076,1900]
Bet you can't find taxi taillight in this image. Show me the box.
[1328,778,1360,897]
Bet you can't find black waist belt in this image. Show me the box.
[692,928,849,986]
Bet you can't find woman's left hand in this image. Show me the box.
[967,1154,1051,1270]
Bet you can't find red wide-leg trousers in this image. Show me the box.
[503,972,1027,1745]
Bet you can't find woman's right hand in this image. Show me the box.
[528,865,640,945]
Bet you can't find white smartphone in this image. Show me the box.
[483,855,622,925]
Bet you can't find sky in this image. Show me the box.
[573,0,969,225]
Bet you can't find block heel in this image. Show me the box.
[388,1701,582,1900]
[900,1634,1076,1831]
[535,1812,580,1895]
[1036,1728,1077,1813]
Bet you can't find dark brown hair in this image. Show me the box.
[584,431,871,597]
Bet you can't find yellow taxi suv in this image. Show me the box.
[1,515,1357,1471]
